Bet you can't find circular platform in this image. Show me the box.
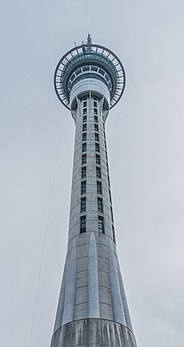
[54,43,126,110]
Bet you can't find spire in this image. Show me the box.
[87,33,92,45]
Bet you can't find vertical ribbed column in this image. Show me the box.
[117,262,133,331]
[109,240,126,325]
[54,265,66,332]
[62,238,77,325]
[88,233,100,317]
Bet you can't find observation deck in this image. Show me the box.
[54,35,126,110]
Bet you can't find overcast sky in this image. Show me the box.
[0,1,184,346]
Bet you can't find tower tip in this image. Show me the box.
[87,33,92,45]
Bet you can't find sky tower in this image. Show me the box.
[50,35,137,347]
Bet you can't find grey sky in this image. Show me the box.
[0,1,184,346]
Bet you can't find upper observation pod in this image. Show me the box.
[54,35,126,111]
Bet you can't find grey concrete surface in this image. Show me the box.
[51,319,137,347]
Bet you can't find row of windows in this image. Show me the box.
[80,196,103,213]
[81,180,102,196]
[82,142,100,154]
[83,107,98,116]
[83,115,98,124]
[83,122,99,132]
[80,215,104,234]
[82,153,101,165]
[82,132,99,143]
[81,165,101,179]
[82,121,99,132]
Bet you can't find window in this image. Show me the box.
[98,216,104,233]
[96,154,100,165]
[81,166,86,178]
[83,123,87,132]
[82,142,86,152]
[95,133,99,142]
[83,115,87,123]
[76,68,82,75]
[110,206,114,222]
[81,181,86,195]
[91,66,98,71]
[83,108,87,114]
[83,66,89,72]
[81,197,86,212]
[82,154,86,165]
[106,161,109,173]
[94,115,98,123]
[99,68,105,75]
[109,189,112,204]
[95,142,100,152]
[104,140,107,149]
[105,150,108,162]
[94,101,97,108]
[112,225,116,243]
[94,108,97,115]
[82,132,86,141]
[94,123,98,132]
[80,215,86,233]
[97,181,102,194]
[83,101,87,107]
[97,197,103,212]
[107,175,110,188]
[96,166,101,178]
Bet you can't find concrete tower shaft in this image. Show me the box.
[51,37,137,347]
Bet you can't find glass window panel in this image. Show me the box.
[82,132,86,141]
[96,167,101,178]
[81,166,86,178]
[98,216,104,233]
[97,181,102,194]
[94,123,98,132]
[82,143,86,152]
[95,133,99,142]
[82,154,86,165]
[81,197,86,212]
[112,225,116,243]
[96,154,100,165]
[97,197,103,212]
[81,181,86,195]
[95,142,100,152]
[80,216,86,233]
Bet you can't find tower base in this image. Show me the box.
[50,318,137,347]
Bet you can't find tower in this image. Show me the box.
[51,35,137,347]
